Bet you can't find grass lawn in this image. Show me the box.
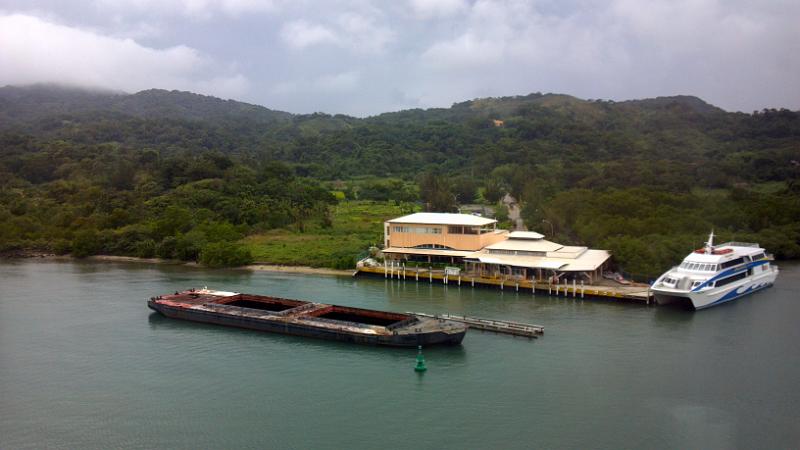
[241,200,410,268]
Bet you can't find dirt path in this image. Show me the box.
[503,194,527,231]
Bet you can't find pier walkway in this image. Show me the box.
[354,265,654,304]
[412,312,544,338]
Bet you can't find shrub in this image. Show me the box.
[199,242,253,268]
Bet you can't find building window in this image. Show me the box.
[392,226,442,234]
[447,226,479,235]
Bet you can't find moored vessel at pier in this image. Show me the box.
[651,232,779,310]
[148,289,466,346]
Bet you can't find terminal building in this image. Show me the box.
[382,212,508,264]
[383,212,611,283]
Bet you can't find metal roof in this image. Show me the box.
[381,247,476,257]
[508,231,545,240]
[387,212,497,226]
[485,239,563,252]
[465,249,611,272]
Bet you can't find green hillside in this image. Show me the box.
[0,85,798,275]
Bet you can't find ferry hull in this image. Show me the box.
[653,268,778,310]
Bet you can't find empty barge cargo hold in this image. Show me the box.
[148,289,467,347]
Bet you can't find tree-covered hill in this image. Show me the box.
[1,84,798,274]
[0,84,293,130]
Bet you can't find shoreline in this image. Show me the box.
[0,253,353,277]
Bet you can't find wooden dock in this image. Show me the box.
[412,312,544,338]
[354,265,654,304]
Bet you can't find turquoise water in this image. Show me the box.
[1,260,798,449]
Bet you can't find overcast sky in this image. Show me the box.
[0,0,798,116]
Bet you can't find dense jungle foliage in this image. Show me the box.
[1,85,798,274]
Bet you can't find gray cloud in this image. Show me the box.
[0,0,798,115]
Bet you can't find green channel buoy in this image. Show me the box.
[414,345,427,372]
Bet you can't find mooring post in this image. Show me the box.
[415,269,419,281]
[573,279,577,298]
[471,278,475,287]
[515,282,519,291]
[548,280,551,295]
[429,268,432,283]
[384,262,387,278]
[458,276,461,286]
[581,280,585,298]
[500,280,504,290]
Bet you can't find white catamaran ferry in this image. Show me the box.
[651,232,779,310]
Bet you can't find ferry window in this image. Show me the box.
[715,271,748,287]
[753,252,765,260]
[721,257,745,269]
[692,281,702,288]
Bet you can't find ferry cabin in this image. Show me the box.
[658,244,770,292]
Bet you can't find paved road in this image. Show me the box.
[503,194,527,231]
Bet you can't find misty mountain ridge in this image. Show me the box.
[0,83,731,131]
[0,84,293,128]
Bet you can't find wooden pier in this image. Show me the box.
[354,265,654,304]
[412,312,544,338]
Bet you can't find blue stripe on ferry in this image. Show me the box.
[697,282,772,309]
[691,259,769,292]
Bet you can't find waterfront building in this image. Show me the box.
[463,231,610,284]
[382,213,610,283]
[382,212,508,264]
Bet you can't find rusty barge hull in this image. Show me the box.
[148,289,466,347]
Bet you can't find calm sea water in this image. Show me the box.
[1,260,798,449]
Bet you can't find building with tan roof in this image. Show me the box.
[382,213,611,283]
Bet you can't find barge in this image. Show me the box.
[148,289,466,347]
